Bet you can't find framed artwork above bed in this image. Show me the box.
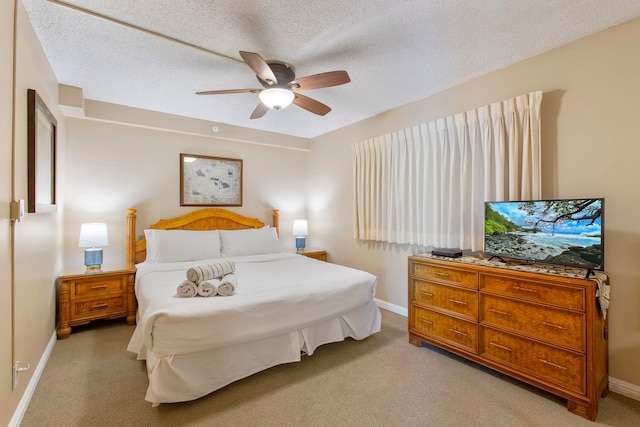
[180,153,243,206]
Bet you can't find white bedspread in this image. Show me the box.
[128,253,378,357]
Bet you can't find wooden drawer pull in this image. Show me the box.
[90,302,109,310]
[541,321,567,330]
[538,358,568,371]
[90,284,108,290]
[418,318,433,326]
[449,328,468,337]
[512,285,538,294]
[434,272,450,277]
[489,308,512,317]
[449,298,468,306]
[418,291,434,297]
[489,342,513,352]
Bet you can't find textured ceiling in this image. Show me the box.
[22,0,640,138]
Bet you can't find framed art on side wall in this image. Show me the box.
[27,89,57,213]
[180,153,243,206]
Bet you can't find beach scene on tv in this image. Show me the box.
[484,199,603,269]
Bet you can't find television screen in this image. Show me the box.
[484,198,604,270]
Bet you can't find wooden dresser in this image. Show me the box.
[408,255,609,421]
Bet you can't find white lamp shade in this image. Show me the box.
[292,219,308,236]
[78,222,109,247]
[259,88,295,110]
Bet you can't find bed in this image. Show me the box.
[125,208,381,405]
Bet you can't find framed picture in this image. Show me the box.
[27,89,57,213]
[180,153,243,206]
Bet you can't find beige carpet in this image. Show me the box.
[22,309,640,426]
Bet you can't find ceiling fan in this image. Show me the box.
[196,51,351,119]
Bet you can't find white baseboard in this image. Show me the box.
[374,298,640,403]
[375,298,407,317]
[610,377,640,401]
[9,330,57,427]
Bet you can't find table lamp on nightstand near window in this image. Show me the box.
[78,222,109,271]
[292,219,308,253]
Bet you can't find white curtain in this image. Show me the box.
[352,91,542,251]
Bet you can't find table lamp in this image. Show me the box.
[79,222,109,271]
[292,219,308,253]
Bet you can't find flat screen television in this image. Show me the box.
[484,198,604,272]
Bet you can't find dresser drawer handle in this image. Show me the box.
[418,318,433,326]
[512,285,539,294]
[538,358,568,371]
[541,321,567,331]
[90,284,108,290]
[434,272,450,277]
[449,299,468,306]
[489,308,512,317]
[449,328,468,337]
[90,303,109,310]
[418,291,434,297]
[489,342,513,352]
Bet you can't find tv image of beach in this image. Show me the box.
[484,199,603,269]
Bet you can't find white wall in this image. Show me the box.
[0,2,16,425]
[3,1,65,424]
[62,117,310,267]
[309,17,640,391]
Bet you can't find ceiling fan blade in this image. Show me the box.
[293,93,331,116]
[289,71,350,91]
[239,51,278,85]
[196,88,260,95]
[250,102,270,120]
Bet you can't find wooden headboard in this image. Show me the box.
[126,208,280,266]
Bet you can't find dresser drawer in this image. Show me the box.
[414,280,478,320]
[412,306,478,353]
[481,294,585,352]
[480,274,585,311]
[72,277,126,297]
[71,295,126,319]
[480,327,585,394]
[411,263,478,289]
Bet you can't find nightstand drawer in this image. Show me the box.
[71,295,126,319]
[73,277,125,297]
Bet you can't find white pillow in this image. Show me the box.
[220,227,283,257]
[144,229,221,263]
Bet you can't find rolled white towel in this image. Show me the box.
[186,260,236,284]
[177,280,198,298]
[197,279,220,297]
[217,273,237,296]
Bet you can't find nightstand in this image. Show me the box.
[57,264,136,339]
[299,250,327,262]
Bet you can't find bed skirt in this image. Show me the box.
[142,301,381,405]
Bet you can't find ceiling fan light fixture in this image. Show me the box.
[259,88,294,110]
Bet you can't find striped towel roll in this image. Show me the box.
[177,280,198,298]
[217,273,237,296]
[186,260,236,284]
[197,279,220,297]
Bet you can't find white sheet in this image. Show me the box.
[128,253,378,357]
